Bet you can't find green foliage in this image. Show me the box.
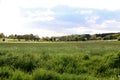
[82,55,90,60]
[0,33,5,38]
[108,52,120,68]
[11,70,24,80]
[33,69,59,80]
[117,36,120,41]
[0,41,120,80]
[11,70,31,80]
[13,54,37,72]
[2,38,5,42]
[0,66,13,79]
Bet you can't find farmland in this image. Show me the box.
[0,41,120,80]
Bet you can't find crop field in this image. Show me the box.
[0,41,120,80]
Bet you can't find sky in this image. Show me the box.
[0,0,120,37]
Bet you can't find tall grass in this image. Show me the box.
[0,41,120,80]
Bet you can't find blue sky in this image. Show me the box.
[0,0,120,37]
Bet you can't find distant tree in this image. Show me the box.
[90,35,97,40]
[103,35,111,40]
[29,34,34,40]
[34,35,40,41]
[42,37,50,41]
[80,34,90,41]
[84,34,91,40]
[0,33,5,38]
[23,34,29,41]
[50,37,56,41]
[111,34,119,39]
[8,34,16,39]
[59,36,67,41]
[17,35,24,40]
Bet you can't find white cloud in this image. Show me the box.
[90,20,120,30]
[102,20,120,27]
[85,16,100,24]
[66,19,120,35]
[22,9,55,23]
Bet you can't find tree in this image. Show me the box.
[80,34,90,41]
[0,33,5,38]
[29,34,34,40]
[8,34,16,39]
[34,35,40,41]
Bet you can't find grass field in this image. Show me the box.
[0,41,120,80]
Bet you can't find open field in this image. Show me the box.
[0,41,120,80]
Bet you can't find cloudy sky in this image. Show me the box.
[0,0,120,37]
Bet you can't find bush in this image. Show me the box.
[13,54,37,72]
[108,52,120,68]
[11,70,31,80]
[2,38,5,42]
[82,55,90,60]
[32,69,59,80]
[0,66,13,79]
[32,69,91,80]
[117,36,120,41]
[96,52,120,77]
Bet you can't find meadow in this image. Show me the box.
[0,41,120,80]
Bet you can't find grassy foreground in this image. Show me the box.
[0,41,120,80]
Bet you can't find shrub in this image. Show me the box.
[82,55,90,60]
[0,66,13,79]
[108,52,120,68]
[0,51,7,56]
[2,38,5,42]
[32,69,59,80]
[13,54,37,72]
[117,36,120,41]
[11,70,30,80]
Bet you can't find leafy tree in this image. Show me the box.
[0,33,5,38]
[34,35,40,41]
[8,34,17,39]
[90,35,97,40]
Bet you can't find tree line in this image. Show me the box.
[0,32,120,41]
[0,33,40,41]
[42,32,120,41]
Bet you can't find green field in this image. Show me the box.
[0,41,120,80]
